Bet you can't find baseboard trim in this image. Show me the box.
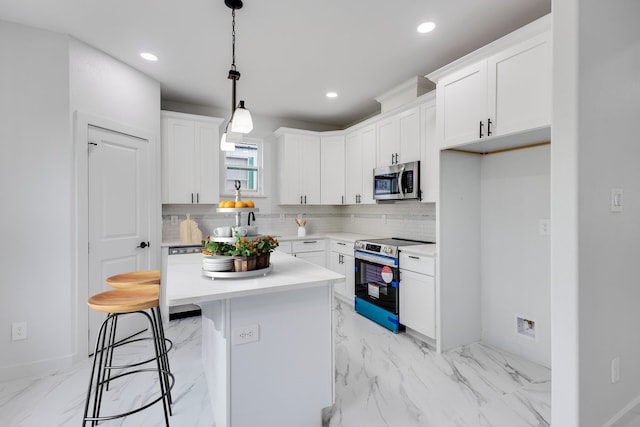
[0,354,75,382]
[603,393,640,427]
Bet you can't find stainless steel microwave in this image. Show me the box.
[373,161,420,201]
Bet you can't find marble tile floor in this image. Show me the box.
[1,302,552,427]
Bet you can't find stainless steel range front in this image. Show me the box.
[353,237,433,333]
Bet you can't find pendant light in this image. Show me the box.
[220,0,253,151]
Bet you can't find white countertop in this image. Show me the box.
[274,232,381,243]
[398,243,437,257]
[166,251,344,307]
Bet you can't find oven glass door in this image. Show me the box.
[354,255,399,314]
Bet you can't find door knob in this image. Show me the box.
[137,241,150,249]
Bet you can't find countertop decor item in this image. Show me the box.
[295,214,307,237]
[180,213,202,243]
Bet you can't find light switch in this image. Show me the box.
[611,188,623,213]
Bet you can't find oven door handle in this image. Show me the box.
[355,251,398,267]
[398,164,406,199]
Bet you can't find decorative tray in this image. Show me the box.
[208,234,263,244]
[215,207,260,213]
[202,264,273,280]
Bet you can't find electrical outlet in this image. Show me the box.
[11,322,27,341]
[279,213,285,222]
[170,215,178,225]
[351,214,355,223]
[539,219,550,235]
[382,214,387,224]
[232,324,259,345]
[611,357,621,383]
[517,317,536,339]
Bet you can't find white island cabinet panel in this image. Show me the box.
[166,252,342,427]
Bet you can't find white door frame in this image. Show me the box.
[72,110,161,363]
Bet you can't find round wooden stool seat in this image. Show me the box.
[106,270,160,288]
[87,286,159,314]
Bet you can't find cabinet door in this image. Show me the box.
[400,269,436,338]
[420,102,438,203]
[163,118,196,204]
[195,122,220,204]
[359,125,377,204]
[398,107,420,163]
[300,135,321,205]
[294,251,326,268]
[436,60,488,149]
[343,253,355,301]
[377,117,398,167]
[278,134,302,204]
[487,31,551,137]
[321,135,345,205]
[345,131,362,204]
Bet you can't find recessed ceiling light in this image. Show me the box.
[140,52,158,61]
[417,22,436,34]
[326,92,338,98]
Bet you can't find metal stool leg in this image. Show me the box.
[82,310,174,426]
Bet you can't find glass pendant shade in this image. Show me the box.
[220,132,235,151]
[230,101,253,133]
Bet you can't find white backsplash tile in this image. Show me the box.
[163,202,436,242]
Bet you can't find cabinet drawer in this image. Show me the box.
[276,241,292,254]
[399,252,435,276]
[330,240,353,256]
[292,239,325,253]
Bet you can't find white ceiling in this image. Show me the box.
[0,0,551,128]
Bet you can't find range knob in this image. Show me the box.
[355,242,364,249]
[383,247,392,255]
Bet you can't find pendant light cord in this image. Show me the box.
[231,8,236,71]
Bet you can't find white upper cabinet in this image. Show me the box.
[420,97,438,203]
[486,32,551,137]
[320,135,346,205]
[435,61,488,149]
[345,124,376,205]
[276,129,321,205]
[430,15,551,151]
[376,106,420,167]
[161,111,223,204]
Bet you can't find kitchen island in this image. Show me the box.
[165,251,344,427]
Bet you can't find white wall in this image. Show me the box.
[68,38,161,363]
[0,21,72,379]
[553,1,640,425]
[0,20,160,380]
[481,145,550,367]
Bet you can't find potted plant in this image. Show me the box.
[255,235,279,269]
[229,231,258,271]
[202,238,234,256]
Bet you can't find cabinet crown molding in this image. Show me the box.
[426,13,551,83]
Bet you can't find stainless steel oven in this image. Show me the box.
[354,237,433,333]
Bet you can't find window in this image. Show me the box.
[223,138,263,196]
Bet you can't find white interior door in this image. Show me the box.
[88,125,151,353]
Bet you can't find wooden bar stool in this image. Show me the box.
[106,270,160,287]
[104,270,173,409]
[82,287,174,426]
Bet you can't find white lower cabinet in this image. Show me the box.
[291,239,326,267]
[399,253,436,339]
[328,240,355,303]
